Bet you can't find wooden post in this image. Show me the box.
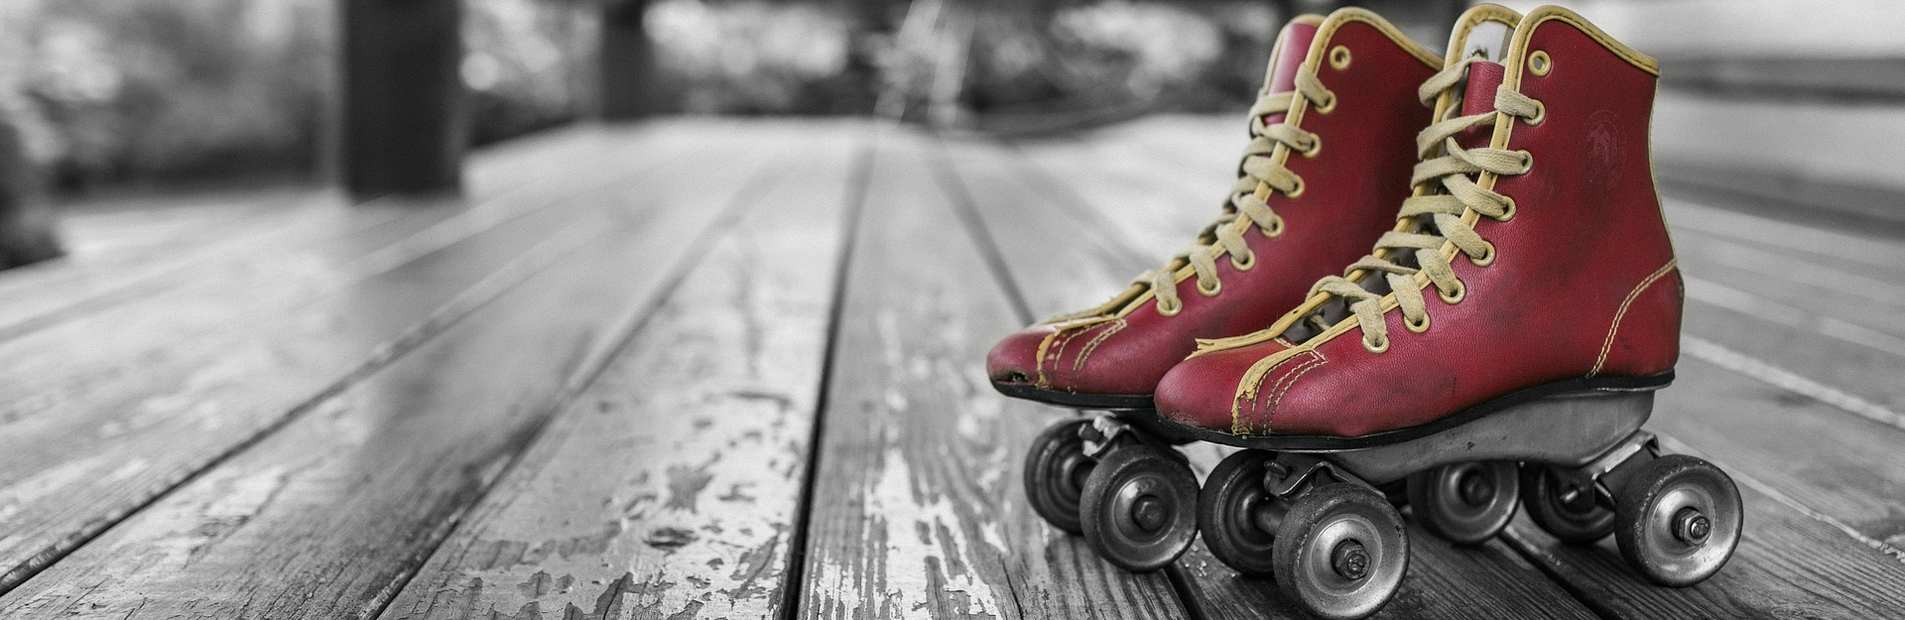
[339,0,466,198]
[598,0,661,121]
[0,113,60,269]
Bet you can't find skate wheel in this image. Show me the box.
[1023,417,1095,535]
[1196,450,1284,576]
[1520,463,1616,543]
[1406,461,1519,545]
[1079,443,1198,572]
[1272,483,1408,620]
[1613,454,1742,586]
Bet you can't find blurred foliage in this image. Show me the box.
[0,0,1278,191]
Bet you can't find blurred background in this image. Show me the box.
[0,0,1900,270]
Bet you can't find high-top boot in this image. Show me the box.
[1155,7,1738,615]
[1155,5,1680,441]
[986,8,1442,410]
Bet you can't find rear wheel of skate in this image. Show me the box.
[1197,450,1284,576]
[1272,483,1408,620]
[1080,443,1199,572]
[1613,455,1742,586]
[1406,461,1519,545]
[1023,417,1095,535]
[1521,463,1616,543]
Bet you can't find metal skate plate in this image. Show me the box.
[1324,391,1654,484]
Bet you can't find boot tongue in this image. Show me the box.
[1259,19,1319,126]
[1459,62,1506,117]
[1454,61,1506,148]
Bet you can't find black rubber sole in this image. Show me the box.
[991,380,1156,411]
[1154,372,1676,452]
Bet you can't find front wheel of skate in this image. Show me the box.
[1521,464,1616,543]
[1613,455,1742,586]
[1023,417,1095,535]
[1272,483,1408,620]
[1080,443,1199,572]
[1197,450,1284,576]
[1406,461,1519,545]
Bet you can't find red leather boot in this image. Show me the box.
[1153,6,1741,616]
[1005,8,1442,572]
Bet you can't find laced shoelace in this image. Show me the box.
[1131,71,1336,316]
[1305,57,1543,351]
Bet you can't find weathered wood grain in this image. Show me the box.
[964,134,1597,619]
[0,126,684,345]
[0,124,768,595]
[380,126,865,619]
[796,130,1189,619]
[0,127,796,618]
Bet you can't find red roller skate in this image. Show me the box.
[994,8,1442,571]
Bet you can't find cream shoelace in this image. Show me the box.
[1135,71,1336,316]
[1306,58,1542,351]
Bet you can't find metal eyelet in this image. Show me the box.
[1472,241,1496,267]
[1198,277,1222,297]
[1263,216,1286,238]
[1529,50,1552,77]
[1516,151,1535,174]
[1329,45,1352,70]
[1231,250,1256,271]
[1363,334,1390,354]
[1526,99,1546,125]
[1439,281,1467,304]
[1404,313,1431,334]
[1285,176,1306,198]
[1497,196,1517,221]
[1157,297,1183,316]
[1313,92,1337,115]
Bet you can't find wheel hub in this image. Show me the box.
[1132,495,1166,532]
[1330,540,1370,581]
[1672,507,1710,544]
[1458,470,1494,506]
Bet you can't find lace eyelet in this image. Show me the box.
[1285,176,1306,198]
[1404,313,1431,334]
[1439,281,1467,304]
[1329,45,1352,70]
[1231,250,1256,271]
[1516,151,1535,174]
[1198,277,1222,297]
[1472,241,1496,267]
[1157,297,1183,317]
[1313,92,1337,115]
[1526,99,1546,125]
[1363,334,1390,354]
[1301,137,1322,158]
[1497,196,1517,221]
[1529,50,1552,77]
[1263,216,1286,237]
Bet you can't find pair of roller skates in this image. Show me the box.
[989,5,1740,618]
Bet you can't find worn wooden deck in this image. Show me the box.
[0,117,1901,618]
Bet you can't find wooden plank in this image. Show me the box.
[0,126,794,617]
[0,123,765,594]
[954,135,1597,619]
[0,126,672,343]
[380,125,864,619]
[795,130,1189,618]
